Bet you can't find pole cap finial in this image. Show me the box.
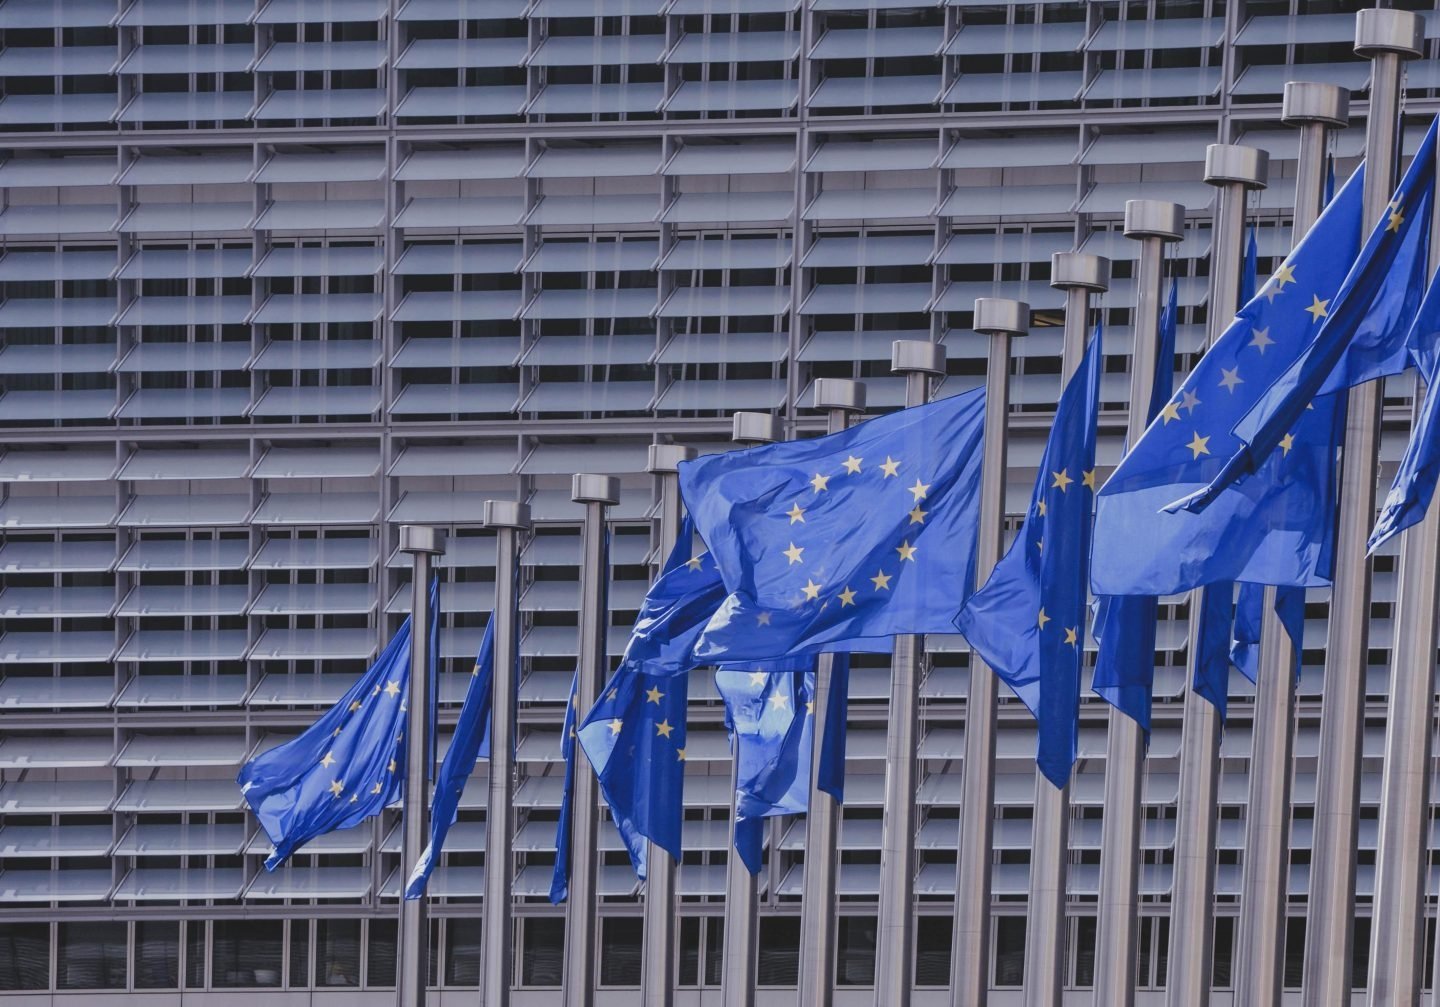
[399,525,446,556]
[1123,199,1186,241]
[813,378,866,413]
[1204,144,1269,190]
[731,411,783,444]
[1050,252,1111,293]
[571,473,621,506]
[973,298,1029,337]
[1354,8,1424,59]
[646,444,696,474]
[891,339,946,376]
[482,500,531,530]
[1281,81,1350,128]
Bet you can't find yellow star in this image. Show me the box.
[320,751,336,769]
[349,793,358,804]
[1064,626,1078,646]
[801,578,822,601]
[645,686,664,704]
[676,748,686,761]
[1305,294,1330,323]
[870,569,892,591]
[384,680,401,698]
[879,456,900,478]
[608,688,619,702]
[768,692,789,710]
[786,502,805,524]
[1186,432,1211,459]
[1051,469,1072,492]
[839,586,857,607]
[371,782,383,795]
[1037,500,1047,517]
[756,611,772,626]
[1279,433,1295,455]
[608,718,624,735]
[783,542,804,565]
[1037,608,1051,630]
[388,758,397,773]
[749,671,767,686]
[1271,263,1296,290]
[1159,400,1181,425]
[348,699,362,712]
[842,455,862,474]
[1388,207,1405,232]
[329,779,344,797]
[806,700,815,716]
[373,684,381,695]
[1181,388,1202,413]
[685,554,704,571]
[471,662,482,677]
[1249,327,1274,354]
[908,479,930,502]
[1219,366,1243,393]
[896,540,917,562]
[333,727,343,737]
[655,719,674,739]
[810,472,830,493]
[1036,539,1044,554]
[908,505,927,525]
[1083,469,1097,490]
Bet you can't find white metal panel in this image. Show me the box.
[250,537,377,570]
[247,866,372,899]
[256,149,387,183]
[253,445,379,479]
[118,538,249,572]
[397,146,526,182]
[253,491,379,525]
[394,241,522,274]
[117,493,253,527]
[665,140,796,175]
[0,735,113,769]
[662,190,793,224]
[395,196,525,228]
[254,244,382,277]
[0,249,114,280]
[116,90,253,123]
[112,867,243,900]
[669,30,800,62]
[391,382,519,415]
[250,627,376,661]
[118,43,252,74]
[117,734,246,767]
[392,290,521,321]
[0,870,113,902]
[809,74,941,108]
[118,447,250,481]
[528,82,664,115]
[118,247,250,279]
[0,495,115,528]
[252,339,383,371]
[396,36,527,69]
[255,292,382,324]
[389,444,515,477]
[116,295,250,326]
[120,202,254,233]
[114,824,245,856]
[250,386,381,417]
[113,675,247,708]
[250,582,376,616]
[0,94,116,127]
[942,70,1083,105]
[659,330,786,365]
[0,449,115,482]
[119,0,255,24]
[530,34,666,66]
[395,85,528,118]
[530,143,661,178]
[254,199,386,231]
[658,284,790,317]
[0,825,114,858]
[117,584,248,617]
[526,239,658,273]
[804,187,937,220]
[256,40,387,72]
[0,540,115,574]
[115,629,248,662]
[0,676,114,709]
[0,586,114,618]
[519,381,655,414]
[519,333,654,366]
[528,193,659,227]
[255,0,387,21]
[0,156,114,187]
[254,88,386,120]
[390,338,518,368]
[808,139,937,173]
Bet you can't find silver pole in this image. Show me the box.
[481,502,530,1007]
[1306,12,1422,1004]
[1166,143,1268,1007]
[720,411,785,1007]
[398,524,446,1007]
[1093,199,1184,1007]
[952,297,1027,1007]
[641,444,697,1007]
[798,377,867,1007]
[1235,82,1347,1007]
[1023,254,1108,1007]
[564,474,622,1007]
[1370,75,1440,1007]
[873,340,946,1007]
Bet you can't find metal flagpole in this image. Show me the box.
[398,524,446,1007]
[1024,253,1108,1007]
[798,377,867,1007]
[481,501,530,1007]
[1093,199,1184,1007]
[873,340,946,1007]
[720,411,784,1007]
[1306,12,1422,1004]
[564,474,622,1007]
[1234,82,1347,1007]
[1370,77,1440,1007]
[952,297,1027,1007]
[641,444,696,1007]
[1166,143,1268,1007]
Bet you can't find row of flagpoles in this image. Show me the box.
[231,7,1440,1007]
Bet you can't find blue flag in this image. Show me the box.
[681,388,988,661]
[817,653,849,802]
[956,326,1101,788]
[1184,117,1437,512]
[1090,166,1359,597]
[1230,582,1306,685]
[550,677,578,905]
[1091,282,1178,734]
[1372,351,1440,551]
[240,581,437,869]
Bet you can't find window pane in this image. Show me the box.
[521,918,565,987]
[185,922,205,989]
[1212,915,1234,989]
[0,922,49,991]
[58,921,127,990]
[600,918,643,987]
[916,915,952,987]
[1284,916,1306,990]
[135,921,179,990]
[994,917,1026,988]
[1351,916,1370,991]
[703,917,725,988]
[1154,917,1170,989]
[1072,915,1097,988]
[757,917,801,987]
[678,918,701,987]
[836,916,877,986]
[367,920,397,988]
[289,920,311,989]
[212,920,283,988]
[317,919,361,987]
[445,919,483,986]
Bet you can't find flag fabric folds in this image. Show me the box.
[240,581,436,869]
[680,388,988,662]
[956,326,1102,788]
[1090,164,1360,597]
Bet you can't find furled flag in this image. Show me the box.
[956,325,1101,788]
[239,581,437,868]
[1182,116,1437,512]
[1089,165,1359,597]
[681,388,988,662]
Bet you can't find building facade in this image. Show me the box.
[0,0,1431,1001]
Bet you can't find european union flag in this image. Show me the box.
[956,325,1101,788]
[1090,166,1358,597]
[1186,117,1437,512]
[549,677,578,905]
[1230,582,1306,687]
[239,581,437,868]
[1091,281,1178,734]
[681,388,988,661]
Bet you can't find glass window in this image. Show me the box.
[599,918,643,987]
[1212,915,1234,989]
[58,921,126,990]
[521,917,565,987]
[185,922,205,989]
[678,917,724,988]
[679,917,702,987]
[836,916,877,986]
[1071,915,1097,988]
[212,920,283,988]
[135,921,179,990]
[1351,916,1370,991]
[703,917,724,988]
[367,919,396,988]
[994,916,1026,988]
[1283,916,1305,989]
[317,920,361,988]
[445,919,483,987]
[0,922,49,991]
[916,915,951,987]
[757,916,801,987]
[289,920,311,988]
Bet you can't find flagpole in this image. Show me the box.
[1234,82,1347,1007]
[1093,198,1183,1007]
[1370,79,1440,1007]
[953,297,1027,1007]
[1306,12,1422,1004]
[720,410,783,1007]
[398,524,446,1007]
[798,377,866,1007]
[1024,253,1108,1007]
[564,474,621,1007]
[1166,143,1268,1007]
[481,501,529,1007]
[873,340,946,1007]
[641,444,697,1007]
